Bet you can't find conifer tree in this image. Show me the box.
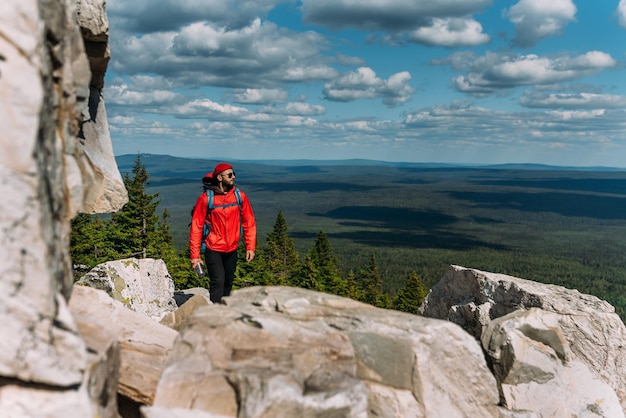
[392,271,428,314]
[358,254,389,308]
[111,154,161,258]
[235,244,272,288]
[70,213,118,270]
[292,254,321,290]
[264,210,300,285]
[308,230,344,294]
[342,270,363,301]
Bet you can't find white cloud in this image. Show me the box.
[300,0,491,47]
[107,0,283,32]
[301,0,492,30]
[450,51,616,95]
[506,0,577,48]
[107,82,181,105]
[110,18,336,88]
[521,91,626,109]
[323,67,415,106]
[170,99,250,119]
[260,102,326,116]
[408,18,490,47]
[232,88,288,104]
[618,0,626,29]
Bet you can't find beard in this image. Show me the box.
[222,181,234,192]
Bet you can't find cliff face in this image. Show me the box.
[0,0,125,415]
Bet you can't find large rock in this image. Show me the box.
[420,265,626,411]
[69,285,178,405]
[145,286,501,417]
[77,258,178,321]
[74,314,121,417]
[482,308,623,417]
[0,0,126,412]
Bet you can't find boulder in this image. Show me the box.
[69,285,178,405]
[482,308,624,417]
[420,265,626,411]
[160,294,212,331]
[77,258,178,321]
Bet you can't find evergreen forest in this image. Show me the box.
[71,154,626,320]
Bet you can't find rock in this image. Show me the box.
[420,265,626,411]
[1,0,126,410]
[150,286,500,417]
[69,285,178,405]
[160,294,211,331]
[74,314,121,417]
[76,258,178,321]
[482,308,624,417]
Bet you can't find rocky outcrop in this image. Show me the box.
[70,266,626,418]
[420,265,626,416]
[0,0,126,415]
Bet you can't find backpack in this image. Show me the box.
[192,187,243,253]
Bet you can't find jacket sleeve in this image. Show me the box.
[240,191,257,251]
[189,192,207,259]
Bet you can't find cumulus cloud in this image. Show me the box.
[323,68,415,106]
[300,0,491,47]
[506,0,577,48]
[449,51,616,95]
[231,88,288,104]
[110,18,337,88]
[408,18,490,47]
[107,82,182,105]
[520,91,626,109]
[301,0,491,30]
[260,102,326,116]
[107,0,282,32]
[401,103,623,151]
[617,0,626,29]
[170,99,250,119]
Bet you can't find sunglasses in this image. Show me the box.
[221,172,235,178]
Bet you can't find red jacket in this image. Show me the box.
[189,187,256,259]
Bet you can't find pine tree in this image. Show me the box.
[264,210,300,285]
[235,244,272,288]
[292,254,321,290]
[392,271,428,314]
[111,154,161,258]
[308,230,344,294]
[342,270,363,301]
[70,213,118,272]
[358,254,389,308]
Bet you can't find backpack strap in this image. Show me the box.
[206,187,242,211]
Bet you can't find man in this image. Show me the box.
[190,163,256,303]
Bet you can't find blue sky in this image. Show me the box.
[104,0,626,167]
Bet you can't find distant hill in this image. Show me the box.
[116,154,624,172]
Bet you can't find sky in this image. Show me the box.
[104,0,626,167]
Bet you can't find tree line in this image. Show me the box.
[70,155,428,314]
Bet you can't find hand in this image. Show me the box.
[191,258,203,268]
[246,250,255,263]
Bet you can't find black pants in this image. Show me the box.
[204,249,238,303]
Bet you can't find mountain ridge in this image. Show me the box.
[115,153,625,172]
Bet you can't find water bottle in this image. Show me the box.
[194,263,205,278]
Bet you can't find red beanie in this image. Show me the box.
[213,163,233,177]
